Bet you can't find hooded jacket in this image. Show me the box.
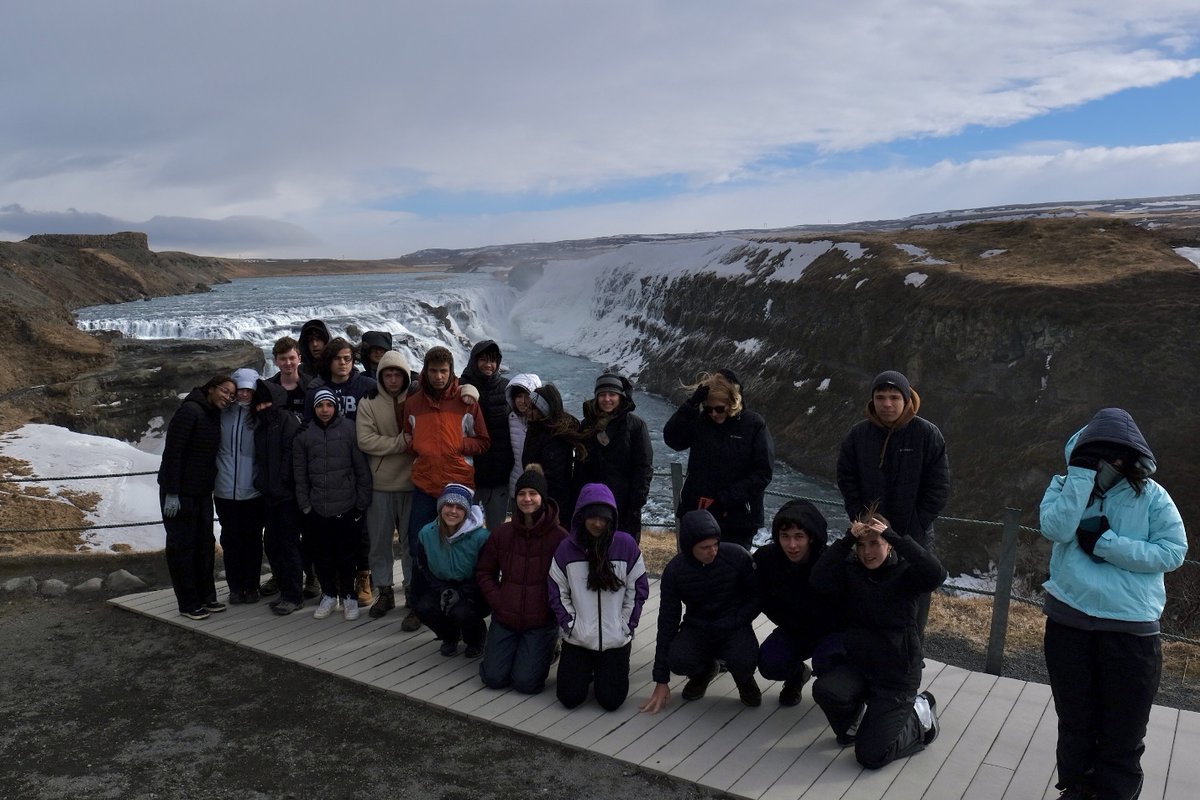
[303,370,377,423]
[753,499,839,642]
[548,483,649,652]
[410,505,491,609]
[158,387,223,496]
[252,379,300,504]
[460,340,513,488]
[357,330,393,379]
[835,386,950,545]
[293,403,372,517]
[810,527,947,693]
[298,319,332,381]
[521,384,578,525]
[651,509,760,684]
[404,368,490,496]
[506,373,543,496]
[1039,408,1187,624]
[578,375,654,533]
[215,397,261,501]
[356,350,415,492]
[476,497,568,631]
[663,397,774,531]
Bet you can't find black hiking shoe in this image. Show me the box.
[779,663,812,707]
[681,660,720,702]
[369,586,395,619]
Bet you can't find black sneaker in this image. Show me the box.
[464,643,483,659]
[181,608,210,620]
[227,591,246,605]
[400,609,422,632]
[203,601,227,614]
[302,574,321,600]
[259,576,279,597]
[681,660,720,701]
[836,732,856,747]
[439,641,459,657]
[272,600,301,616]
[919,691,940,745]
[243,589,260,604]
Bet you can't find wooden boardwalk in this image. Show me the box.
[110,580,1200,800]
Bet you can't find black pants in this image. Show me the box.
[668,620,760,682]
[310,510,360,600]
[812,664,926,769]
[1045,618,1160,800]
[215,496,265,595]
[556,641,632,711]
[415,587,488,648]
[263,499,304,604]
[163,491,218,613]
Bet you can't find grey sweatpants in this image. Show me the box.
[366,489,413,597]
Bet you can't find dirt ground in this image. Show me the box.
[0,552,721,800]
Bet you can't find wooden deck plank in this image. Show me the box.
[1165,709,1200,800]
[106,586,1197,800]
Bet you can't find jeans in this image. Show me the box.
[479,620,559,694]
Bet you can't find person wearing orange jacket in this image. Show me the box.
[403,346,490,546]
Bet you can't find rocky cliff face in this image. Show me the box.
[0,233,250,434]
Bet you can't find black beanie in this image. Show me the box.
[514,467,549,499]
[871,370,912,402]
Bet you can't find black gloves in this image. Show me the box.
[1069,453,1101,471]
[688,384,709,407]
[1075,515,1109,556]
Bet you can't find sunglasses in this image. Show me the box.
[703,405,728,415]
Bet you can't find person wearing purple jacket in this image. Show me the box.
[548,483,649,711]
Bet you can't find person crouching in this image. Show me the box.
[412,484,491,658]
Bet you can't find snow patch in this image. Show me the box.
[981,249,1007,258]
[895,243,948,265]
[1176,247,1200,269]
[816,378,831,392]
[854,278,869,289]
[0,424,165,552]
[734,338,762,355]
[792,379,809,389]
[763,298,773,317]
[806,406,816,415]
[904,272,929,287]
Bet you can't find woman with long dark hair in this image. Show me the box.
[577,372,653,542]
[158,374,235,620]
[548,483,649,711]
[522,383,584,527]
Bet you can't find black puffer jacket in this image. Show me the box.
[521,384,578,526]
[578,380,653,534]
[252,380,300,505]
[753,500,838,641]
[810,529,946,693]
[460,339,512,488]
[663,401,774,531]
[652,510,760,684]
[293,409,372,517]
[836,408,949,546]
[158,388,223,497]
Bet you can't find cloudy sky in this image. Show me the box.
[3,1,1199,258]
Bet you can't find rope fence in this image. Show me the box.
[4,463,1199,655]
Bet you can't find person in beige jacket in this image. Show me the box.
[356,349,420,628]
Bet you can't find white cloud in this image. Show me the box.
[2,2,1200,255]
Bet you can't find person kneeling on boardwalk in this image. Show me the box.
[476,466,568,694]
[754,499,842,706]
[293,388,373,622]
[548,483,649,711]
[640,509,762,714]
[809,510,947,769]
[412,484,491,658]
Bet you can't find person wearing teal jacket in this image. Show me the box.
[1039,408,1187,800]
[412,484,492,658]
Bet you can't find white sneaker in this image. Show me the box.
[313,595,337,619]
[343,597,360,621]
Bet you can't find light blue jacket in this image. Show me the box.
[1039,416,1187,623]
[215,402,261,501]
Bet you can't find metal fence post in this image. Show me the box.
[984,507,1022,676]
[670,462,684,516]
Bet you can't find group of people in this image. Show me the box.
[157,320,1187,795]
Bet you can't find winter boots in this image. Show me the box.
[681,660,721,702]
[778,663,812,707]
[354,570,374,607]
[370,585,396,619]
[734,674,762,707]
